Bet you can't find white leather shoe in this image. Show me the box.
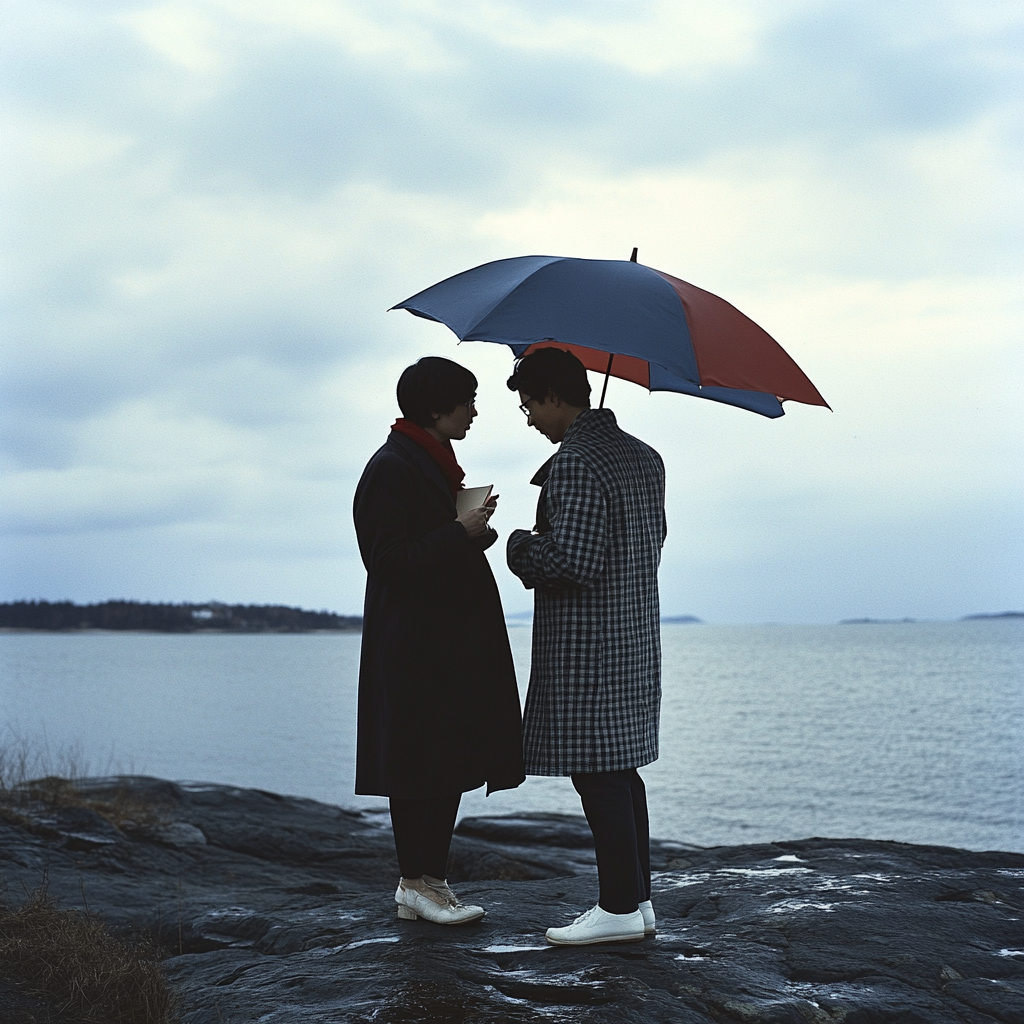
[395,877,485,925]
[639,899,656,935]
[545,905,645,946]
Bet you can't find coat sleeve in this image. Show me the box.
[354,454,467,586]
[474,527,499,552]
[506,453,607,590]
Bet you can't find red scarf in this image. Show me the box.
[391,418,465,499]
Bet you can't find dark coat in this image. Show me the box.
[353,431,525,799]
[507,409,666,775]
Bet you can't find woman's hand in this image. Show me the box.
[457,494,498,539]
[457,506,491,538]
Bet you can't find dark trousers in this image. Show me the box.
[389,794,462,879]
[571,768,651,915]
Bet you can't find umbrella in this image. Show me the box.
[391,250,829,418]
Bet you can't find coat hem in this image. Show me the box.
[523,755,658,777]
[356,772,525,800]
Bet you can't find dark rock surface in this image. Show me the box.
[2,777,1022,1023]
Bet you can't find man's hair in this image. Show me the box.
[506,348,592,408]
[397,357,477,427]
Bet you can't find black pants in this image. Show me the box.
[389,795,462,879]
[571,768,651,915]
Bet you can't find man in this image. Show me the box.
[506,347,667,946]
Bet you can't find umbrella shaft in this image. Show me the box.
[599,352,614,408]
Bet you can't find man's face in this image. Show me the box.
[518,390,563,443]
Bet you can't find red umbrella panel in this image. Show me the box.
[512,339,788,418]
[650,269,827,407]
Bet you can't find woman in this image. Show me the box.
[353,356,525,925]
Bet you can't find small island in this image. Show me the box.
[840,617,918,624]
[962,611,1024,620]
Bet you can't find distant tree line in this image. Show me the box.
[0,600,362,633]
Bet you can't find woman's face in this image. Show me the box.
[430,397,477,441]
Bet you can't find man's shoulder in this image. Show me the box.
[561,415,663,469]
[615,426,662,460]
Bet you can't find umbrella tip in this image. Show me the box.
[629,247,638,262]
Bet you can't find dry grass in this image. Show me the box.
[0,731,164,831]
[9,776,168,833]
[0,882,178,1024]
[0,733,83,792]
[1,733,179,1022]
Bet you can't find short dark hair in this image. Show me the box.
[506,348,591,408]
[397,357,477,427]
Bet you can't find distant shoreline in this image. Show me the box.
[3,600,1020,633]
[842,611,1023,624]
[0,626,360,635]
[0,600,362,633]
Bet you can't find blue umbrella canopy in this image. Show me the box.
[393,254,828,418]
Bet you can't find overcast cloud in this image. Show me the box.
[1,0,1021,622]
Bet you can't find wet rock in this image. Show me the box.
[140,821,208,848]
[1,777,1021,1023]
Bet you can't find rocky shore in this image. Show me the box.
[1,777,1022,1023]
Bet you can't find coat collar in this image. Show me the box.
[387,431,455,508]
[530,408,617,486]
[530,455,555,487]
[561,407,617,445]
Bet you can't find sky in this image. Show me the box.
[1,0,1021,624]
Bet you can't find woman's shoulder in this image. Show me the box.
[358,437,414,484]
[362,434,415,469]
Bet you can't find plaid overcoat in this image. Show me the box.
[507,409,666,775]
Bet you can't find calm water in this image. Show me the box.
[1,622,1021,852]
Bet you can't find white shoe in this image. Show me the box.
[545,905,645,946]
[639,899,656,935]
[395,877,485,925]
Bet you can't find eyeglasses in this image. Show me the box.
[518,399,534,417]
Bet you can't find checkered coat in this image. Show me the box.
[506,409,666,775]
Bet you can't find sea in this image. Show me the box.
[1,621,1021,853]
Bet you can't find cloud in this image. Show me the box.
[9,0,1017,199]
[0,0,1020,620]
